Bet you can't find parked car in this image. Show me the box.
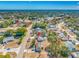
[27,38,30,42]
[6,48,10,50]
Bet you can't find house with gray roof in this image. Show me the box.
[3,36,15,44]
[64,41,75,51]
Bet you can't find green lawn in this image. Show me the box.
[0,54,11,58]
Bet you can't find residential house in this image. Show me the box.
[64,41,75,51]
[47,24,58,32]
[3,36,15,44]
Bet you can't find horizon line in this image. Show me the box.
[0,9,79,10]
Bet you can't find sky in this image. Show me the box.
[0,1,79,10]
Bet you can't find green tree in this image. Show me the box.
[4,29,14,37]
[48,32,57,42]
[47,32,70,57]
[15,27,26,37]
[32,22,47,29]
[0,36,4,44]
[30,39,35,48]
[16,27,27,44]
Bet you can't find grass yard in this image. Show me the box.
[0,53,11,58]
